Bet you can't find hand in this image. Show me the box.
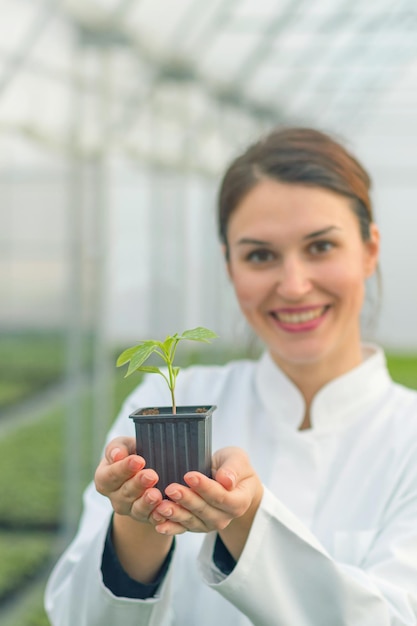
[95,437,174,584]
[94,436,164,524]
[151,447,263,547]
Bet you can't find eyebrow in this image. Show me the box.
[237,237,270,246]
[237,226,340,246]
[303,226,340,240]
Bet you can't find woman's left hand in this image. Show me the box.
[151,447,263,550]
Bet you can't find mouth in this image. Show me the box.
[270,305,329,326]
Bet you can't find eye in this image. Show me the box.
[308,240,334,255]
[245,248,275,264]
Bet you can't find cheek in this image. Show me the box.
[232,278,255,310]
[230,271,266,311]
[322,262,366,304]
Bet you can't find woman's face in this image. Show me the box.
[226,179,379,375]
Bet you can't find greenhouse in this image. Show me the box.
[1,0,417,624]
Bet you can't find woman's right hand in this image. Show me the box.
[94,436,164,524]
[95,437,173,584]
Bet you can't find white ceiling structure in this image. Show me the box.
[1,0,417,173]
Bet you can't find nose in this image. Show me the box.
[275,255,312,300]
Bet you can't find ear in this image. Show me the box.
[363,223,380,278]
[221,244,233,280]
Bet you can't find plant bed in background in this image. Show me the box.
[0,380,36,409]
[1,589,51,626]
[0,408,64,527]
[0,532,52,605]
[386,353,417,390]
[0,331,93,411]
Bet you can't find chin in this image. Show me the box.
[270,341,331,368]
[278,353,324,367]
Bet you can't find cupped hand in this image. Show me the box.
[151,447,263,540]
[94,436,164,524]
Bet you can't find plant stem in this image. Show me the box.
[162,344,177,415]
[166,363,176,414]
[170,386,176,415]
[169,339,179,414]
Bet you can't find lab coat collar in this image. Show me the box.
[255,344,392,433]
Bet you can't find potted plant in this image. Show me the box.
[116,327,218,494]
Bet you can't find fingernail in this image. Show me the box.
[162,507,173,517]
[223,470,236,488]
[110,447,121,461]
[145,492,157,505]
[141,474,155,487]
[128,457,141,472]
[186,475,199,488]
[166,489,181,501]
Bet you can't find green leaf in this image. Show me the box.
[116,345,141,367]
[162,334,177,355]
[116,327,217,410]
[179,327,218,343]
[126,343,160,376]
[116,340,157,367]
[135,365,163,375]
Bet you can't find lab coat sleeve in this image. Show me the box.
[198,486,417,626]
[44,481,175,626]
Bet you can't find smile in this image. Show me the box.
[271,306,328,325]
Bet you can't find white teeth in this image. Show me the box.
[276,307,325,324]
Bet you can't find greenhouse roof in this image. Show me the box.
[1,0,417,173]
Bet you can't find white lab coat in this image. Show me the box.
[45,345,417,625]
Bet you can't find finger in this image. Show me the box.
[182,473,248,520]
[105,437,137,463]
[111,472,161,517]
[213,449,264,518]
[120,468,160,500]
[183,472,231,505]
[130,486,163,521]
[95,454,146,494]
[181,472,236,515]
[212,467,236,490]
[154,519,188,536]
[152,499,206,533]
[211,447,252,489]
[163,482,232,530]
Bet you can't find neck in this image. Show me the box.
[270,344,364,430]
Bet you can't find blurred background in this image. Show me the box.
[1,0,417,623]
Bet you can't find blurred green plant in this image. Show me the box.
[1,584,51,626]
[386,353,417,390]
[0,407,64,526]
[0,331,94,410]
[0,533,51,603]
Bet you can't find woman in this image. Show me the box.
[45,127,417,625]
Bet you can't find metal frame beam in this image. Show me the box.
[0,0,57,97]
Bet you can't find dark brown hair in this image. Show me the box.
[218,127,373,251]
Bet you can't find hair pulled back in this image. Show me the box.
[218,127,373,248]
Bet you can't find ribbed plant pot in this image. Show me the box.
[129,405,216,494]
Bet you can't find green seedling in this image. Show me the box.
[116,327,218,414]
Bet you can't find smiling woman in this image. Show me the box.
[225,180,379,416]
[46,127,417,626]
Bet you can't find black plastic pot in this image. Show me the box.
[129,405,216,494]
